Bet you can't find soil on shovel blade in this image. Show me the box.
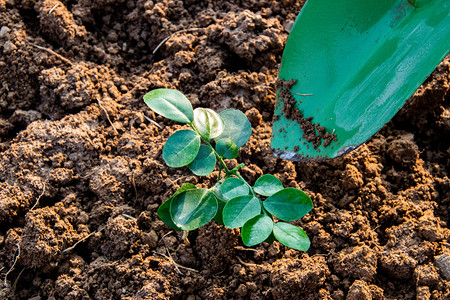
[1,1,449,299]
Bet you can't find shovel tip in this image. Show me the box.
[273,144,359,162]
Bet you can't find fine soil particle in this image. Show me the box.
[275,78,338,149]
[1,1,450,299]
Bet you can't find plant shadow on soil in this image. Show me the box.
[0,0,449,299]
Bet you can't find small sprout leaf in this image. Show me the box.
[263,188,313,221]
[188,145,216,176]
[253,174,284,196]
[215,138,239,159]
[220,177,249,200]
[143,88,314,250]
[157,183,196,231]
[193,108,224,139]
[222,195,261,228]
[216,109,252,147]
[170,188,217,231]
[241,214,274,247]
[143,89,193,123]
[163,130,200,168]
[273,222,310,251]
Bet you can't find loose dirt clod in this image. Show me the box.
[275,78,337,149]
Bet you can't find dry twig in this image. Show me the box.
[31,44,73,66]
[291,92,313,96]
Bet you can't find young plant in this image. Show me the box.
[143,88,313,251]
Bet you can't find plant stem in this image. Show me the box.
[189,123,232,176]
[206,139,231,174]
[235,172,257,197]
[189,123,256,197]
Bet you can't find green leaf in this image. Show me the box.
[170,188,218,231]
[180,183,197,191]
[157,199,181,231]
[273,222,310,251]
[188,145,216,176]
[216,109,252,147]
[263,188,313,221]
[163,130,200,168]
[215,138,239,159]
[253,174,284,196]
[193,108,224,140]
[143,89,193,123]
[220,177,249,200]
[241,214,274,247]
[222,195,261,228]
[157,183,196,231]
[212,184,227,202]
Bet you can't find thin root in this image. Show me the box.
[153,247,198,275]
[12,268,25,292]
[153,28,202,54]
[131,171,138,201]
[160,231,173,242]
[144,114,162,129]
[80,169,95,179]
[62,226,104,253]
[48,3,59,14]
[81,124,96,148]
[234,246,258,252]
[121,213,137,221]
[96,97,119,134]
[236,256,257,267]
[30,183,46,211]
[3,243,20,287]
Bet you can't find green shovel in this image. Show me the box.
[271,0,450,161]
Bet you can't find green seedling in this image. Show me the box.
[143,88,313,251]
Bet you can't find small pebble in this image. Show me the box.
[0,26,11,38]
[3,40,16,54]
[435,254,450,280]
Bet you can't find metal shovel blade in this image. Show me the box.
[271,0,450,161]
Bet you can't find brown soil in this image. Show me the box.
[1,1,449,299]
